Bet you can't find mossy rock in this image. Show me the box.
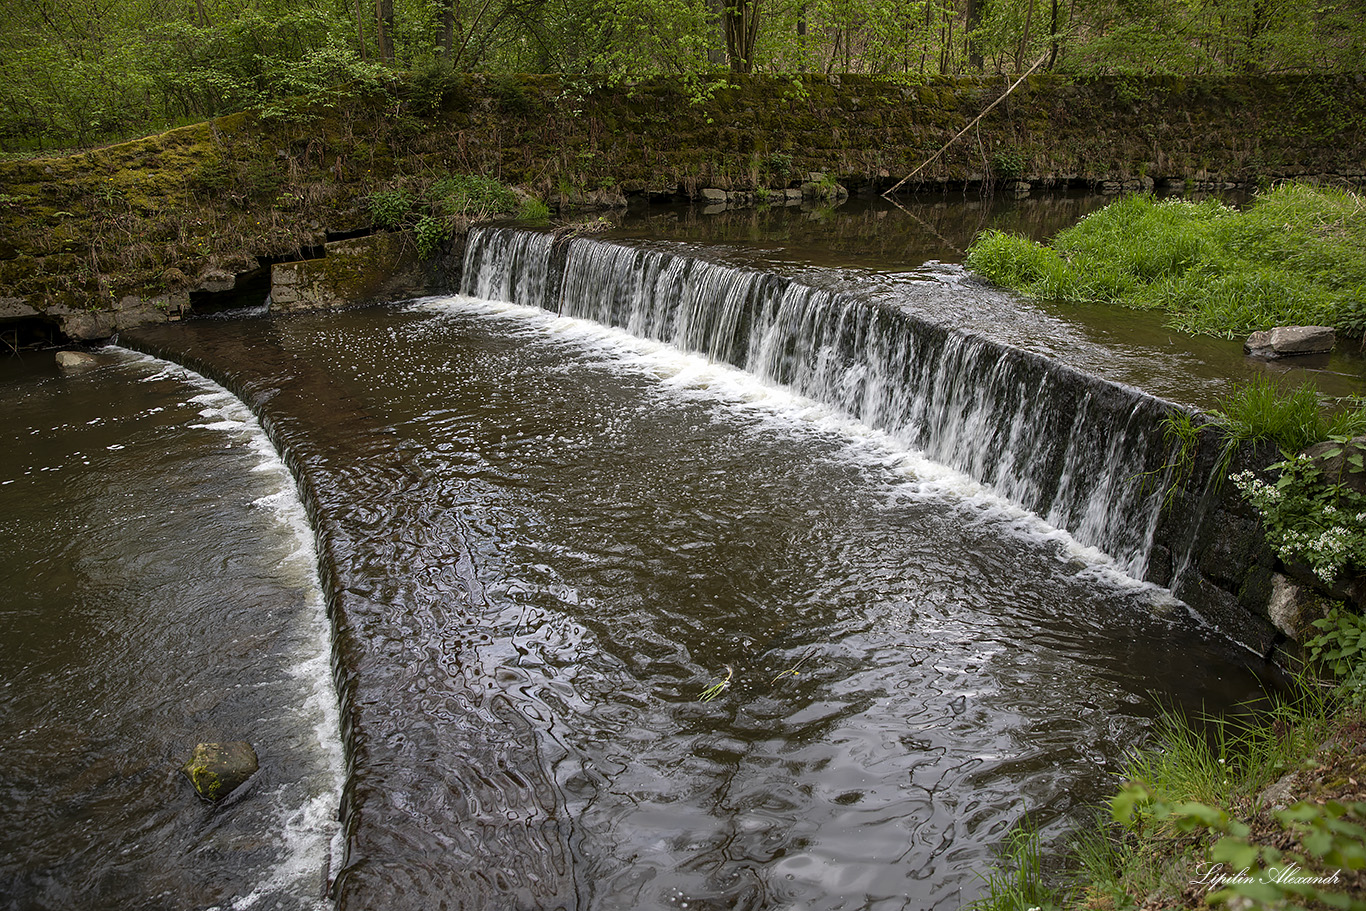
[181,741,258,802]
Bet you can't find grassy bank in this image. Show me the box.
[973,657,1366,911]
[965,183,1366,339]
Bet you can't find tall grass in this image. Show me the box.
[1061,681,1344,909]
[965,183,1366,339]
[1123,695,1334,813]
[1212,374,1366,455]
[968,819,1063,911]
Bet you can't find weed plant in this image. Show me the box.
[974,671,1359,911]
[968,820,1061,911]
[965,183,1366,338]
[368,172,547,259]
[1211,375,1366,456]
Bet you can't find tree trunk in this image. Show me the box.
[376,0,395,64]
[941,8,953,74]
[439,0,456,58]
[965,0,983,71]
[1015,0,1035,70]
[1046,0,1060,69]
[723,0,760,73]
[355,0,369,61]
[194,0,209,28]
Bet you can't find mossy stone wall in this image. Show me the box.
[1,74,1363,337]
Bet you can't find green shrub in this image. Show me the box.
[1234,454,1366,584]
[413,214,448,259]
[369,188,414,228]
[1307,606,1366,690]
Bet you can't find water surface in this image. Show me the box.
[0,350,342,910]
[130,299,1268,910]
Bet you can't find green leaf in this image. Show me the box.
[1111,784,1152,826]
[1279,802,1327,824]
[1210,835,1261,870]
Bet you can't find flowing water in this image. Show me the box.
[604,196,1366,409]
[125,294,1266,909]
[0,350,342,910]
[7,196,1327,910]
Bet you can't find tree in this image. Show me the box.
[723,0,761,71]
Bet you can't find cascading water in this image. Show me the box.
[101,204,1290,911]
[120,283,1268,911]
[461,227,1177,579]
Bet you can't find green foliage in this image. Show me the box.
[1234,453,1366,585]
[413,214,448,259]
[5,0,1366,151]
[990,147,1028,179]
[1043,604,1366,911]
[1114,786,1366,911]
[369,188,416,229]
[0,7,390,148]
[1211,376,1354,456]
[1307,607,1366,701]
[429,174,523,220]
[966,184,1366,339]
[1088,673,1360,907]
[1160,410,1201,487]
[369,174,541,259]
[518,197,552,221]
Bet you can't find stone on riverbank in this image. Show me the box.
[55,350,98,371]
[1244,325,1335,357]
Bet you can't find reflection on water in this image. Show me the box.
[129,302,1268,911]
[608,193,1108,271]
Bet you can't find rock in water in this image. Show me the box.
[1244,325,1335,358]
[181,741,258,801]
[55,350,98,371]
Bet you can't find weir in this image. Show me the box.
[109,222,1279,911]
[462,226,1182,581]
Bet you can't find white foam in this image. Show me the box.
[111,346,345,906]
[409,295,1167,597]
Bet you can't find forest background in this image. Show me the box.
[2,0,1364,152]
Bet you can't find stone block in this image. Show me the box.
[1265,573,1331,641]
[270,231,434,314]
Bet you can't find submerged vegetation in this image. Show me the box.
[965,183,1366,338]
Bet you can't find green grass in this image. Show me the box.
[965,183,1366,339]
[968,819,1064,911]
[1160,376,1366,506]
[1211,374,1366,455]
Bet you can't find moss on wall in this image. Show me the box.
[1,73,1362,337]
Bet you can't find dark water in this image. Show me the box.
[5,194,1318,910]
[128,299,1266,911]
[0,350,342,910]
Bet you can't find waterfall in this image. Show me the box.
[460,226,1179,579]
